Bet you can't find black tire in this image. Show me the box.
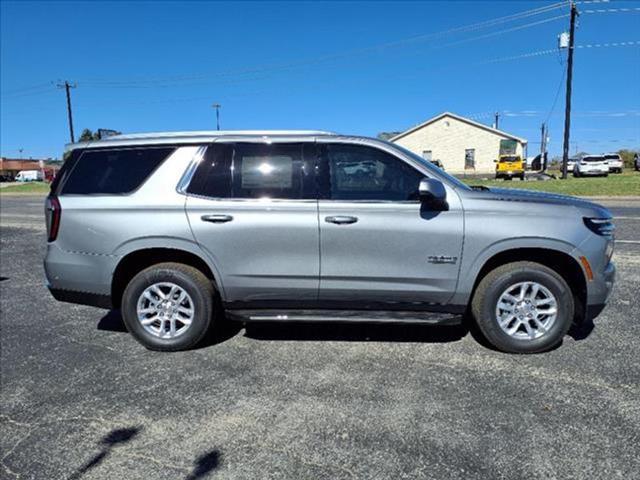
[519,173,525,181]
[471,261,574,354]
[121,262,215,351]
[573,171,579,178]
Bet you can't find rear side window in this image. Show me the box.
[61,147,175,194]
[187,143,316,199]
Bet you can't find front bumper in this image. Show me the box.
[588,260,616,306]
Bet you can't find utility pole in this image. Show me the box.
[57,81,77,143]
[212,103,221,131]
[494,111,500,130]
[561,1,578,179]
[540,123,547,172]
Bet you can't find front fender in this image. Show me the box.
[450,236,579,305]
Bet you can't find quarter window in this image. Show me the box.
[319,144,423,201]
[61,147,175,195]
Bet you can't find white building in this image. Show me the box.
[390,112,528,174]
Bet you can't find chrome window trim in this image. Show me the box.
[176,145,208,195]
[184,192,318,204]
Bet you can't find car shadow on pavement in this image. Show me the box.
[568,317,595,341]
[96,309,243,347]
[68,427,141,480]
[244,320,468,343]
[97,310,129,333]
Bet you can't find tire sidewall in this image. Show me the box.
[122,266,213,351]
[479,267,574,353]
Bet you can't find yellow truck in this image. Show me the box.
[495,139,525,180]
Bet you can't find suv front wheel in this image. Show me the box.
[471,261,574,353]
[121,262,215,351]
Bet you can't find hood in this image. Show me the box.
[468,187,611,218]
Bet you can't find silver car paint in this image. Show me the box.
[45,132,615,311]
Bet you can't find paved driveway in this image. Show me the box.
[1,195,639,479]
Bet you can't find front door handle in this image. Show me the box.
[201,214,233,224]
[325,215,358,225]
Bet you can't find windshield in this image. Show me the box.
[499,156,520,163]
[385,142,472,191]
[583,156,605,162]
[604,155,620,160]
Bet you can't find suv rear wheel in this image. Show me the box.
[121,262,215,351]
[471,261,574,353]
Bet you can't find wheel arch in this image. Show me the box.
[111,246,224,309]
[466,247,588,324]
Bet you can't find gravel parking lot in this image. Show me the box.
[1,195,639,480]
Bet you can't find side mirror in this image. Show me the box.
[419,178,447,209]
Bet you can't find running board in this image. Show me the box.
[225,309,462,325]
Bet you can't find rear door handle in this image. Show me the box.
[201,214,233,224]
[325,215,358,225]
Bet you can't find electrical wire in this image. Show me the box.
[76,3,570,88]
[435,14,570,49]
[583,7,640,14]
[544,68,567,124]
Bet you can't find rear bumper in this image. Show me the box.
[578,169,608,176]
[44,243,117,309]
[48,287,112,309]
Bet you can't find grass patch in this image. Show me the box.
[462,171,640,197]
[0,182,50,195]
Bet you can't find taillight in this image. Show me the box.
[45,195,61,242]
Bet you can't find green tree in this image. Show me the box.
[377,131,402,141]
[617,149,639,169]
[77,128,101,142]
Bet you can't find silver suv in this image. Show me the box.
[45,131,616,353]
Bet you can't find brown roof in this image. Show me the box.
[0,158,49,171]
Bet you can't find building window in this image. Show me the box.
[465,149,475,169]
[422,150,432,162]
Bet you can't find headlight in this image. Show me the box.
[584,217,615,237]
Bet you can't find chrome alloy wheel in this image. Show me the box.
[495,281,558,340]
[136,282,194,339]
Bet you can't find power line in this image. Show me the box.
[76,3,569,89]
[77,14,570,92]
[435,14,569,49]
[545,67,567,124]
[583,7,640,13]
[1,85,55,100]
[575,40,640,48]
